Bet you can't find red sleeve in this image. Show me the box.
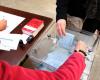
[0,52,85,80]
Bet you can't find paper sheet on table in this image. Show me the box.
[0,39,11,51]
[0,34,22,51]
[0,11,25,33]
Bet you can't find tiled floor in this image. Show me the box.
[0,0,100,80]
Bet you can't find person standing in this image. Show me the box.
[56,0,100,36]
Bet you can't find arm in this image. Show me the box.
[56,0,70,36]
[56,0,69,21]
[0,53,85,80]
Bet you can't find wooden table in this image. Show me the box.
[0,6,53,65]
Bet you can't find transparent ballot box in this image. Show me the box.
[28,29,99,79]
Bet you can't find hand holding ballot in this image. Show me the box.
[0,19,7,31]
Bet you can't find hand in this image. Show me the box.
[0,19,7,31]
[75,41,87,55]
[56,19,66,36]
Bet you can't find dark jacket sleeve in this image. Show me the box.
[56,0,69,21]
[0,52,85,80]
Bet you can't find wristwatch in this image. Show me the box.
[74,50,87,56]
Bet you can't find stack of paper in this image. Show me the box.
[0,34,29,51]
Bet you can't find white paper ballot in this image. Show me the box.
[0,34,22,51]
[0,38,11,51]
[57,33,75,50]
[0,11,25,33]
[0,33,30,51]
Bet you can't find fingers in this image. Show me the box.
[56,19,66,37]
[60,22,66,36]
[56,23,62,36]
[1,19,7,24]
[75,40,87,52]
[0,19,7,31]
[57,23,66,36]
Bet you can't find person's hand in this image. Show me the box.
[0,19,7,31]
[75,40,87,56]
[56,19,66,36]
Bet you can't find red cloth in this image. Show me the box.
[0,52,85,80]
